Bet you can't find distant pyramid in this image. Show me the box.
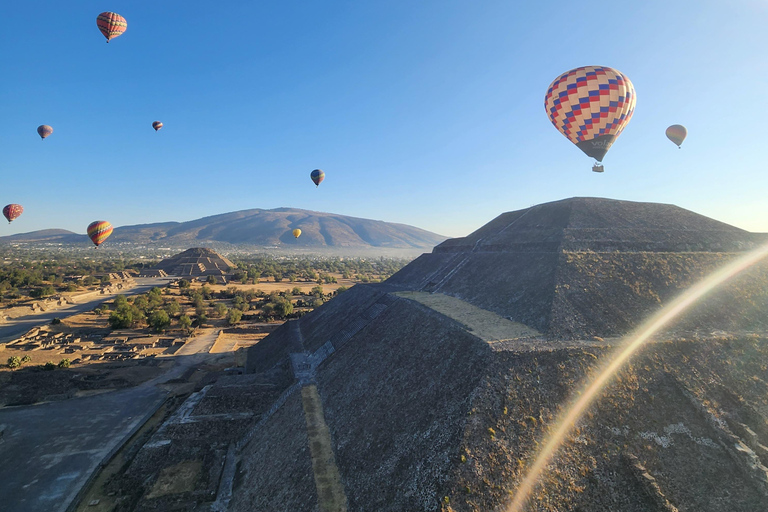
[146,247,235,278]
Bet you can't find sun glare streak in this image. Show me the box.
[506,241,768,512]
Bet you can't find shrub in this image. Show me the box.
[148,310,171,332]
[179,314,192,332]
[213,302,228,318]
[226,308,242,325]
[51,317,61,325]
[7,356,21,369]
[21,355,31,364]
[43,361,56,371]
[58,358,71,368]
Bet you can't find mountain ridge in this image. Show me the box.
[0,207,447,249]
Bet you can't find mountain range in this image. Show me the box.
[0,208,447,250]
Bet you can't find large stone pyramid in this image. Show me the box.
[150,247,235,278]
[115,198,768,512]
[387,197,768,338]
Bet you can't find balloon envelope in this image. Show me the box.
[87,221,113,247]
[666,124,687,147]
[152,121,163,131]
[292,229,302,239]
[545,66,636,162]
[97,12,127,42]
[2,204,23,223]
[37,125,53,139]
[310,169,325,187]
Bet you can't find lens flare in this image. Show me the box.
[507,241,768,512]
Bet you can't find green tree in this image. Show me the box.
[148,310,171,332]
[178,279,191,289]
[226,308,242,325]
[43,361,56,371]
[113,294,128,309]
[164,299,181,317]
[7,356,20,369]
[213,302,228,318]
[58,358,71,368]
[269,297,294,318]
[206,275,217,285]
[109,304,145,329]
[179,314,192,332]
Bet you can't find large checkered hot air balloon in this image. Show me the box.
[87,221,113,247]
[2,204,23,224]
[96,12,127,43]
[545,66,636,172]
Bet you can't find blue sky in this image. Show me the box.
[1,1,767,238]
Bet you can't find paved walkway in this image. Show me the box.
[0,385,165,512]
[0,327,220,512]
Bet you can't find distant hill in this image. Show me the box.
[0,208,447,250]
[0,229,82,243]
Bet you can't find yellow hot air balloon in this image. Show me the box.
[292,229,302,239]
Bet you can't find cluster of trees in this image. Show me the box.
[0,257,151,303]
[227,256,409,285]
[108,288,190,333]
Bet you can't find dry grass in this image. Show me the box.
[145,459,203,498]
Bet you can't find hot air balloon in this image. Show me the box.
[87,221,113,247]
[545,65,636,172]
[292,229,302,239]
[666,125,687,148]
[310,169,325,187]
[37,125,53,140]
[97,12,127,42]
[2,204,23,224]
[152,121,163,132]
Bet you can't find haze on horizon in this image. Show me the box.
[2,1,767,239]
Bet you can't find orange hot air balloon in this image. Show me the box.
[37,125,53,140]
[97,12,127,43]
[292,229,302,239]
[87,221,113,247]
[152,121,163,131]
[545,66,636,172]
[2,204,23,224]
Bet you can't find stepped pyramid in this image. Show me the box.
[115,198,768,512]
[388,197,768,338]
[150,247,235,278]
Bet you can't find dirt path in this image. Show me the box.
[394,291,541,342]
[301,384,348,512]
